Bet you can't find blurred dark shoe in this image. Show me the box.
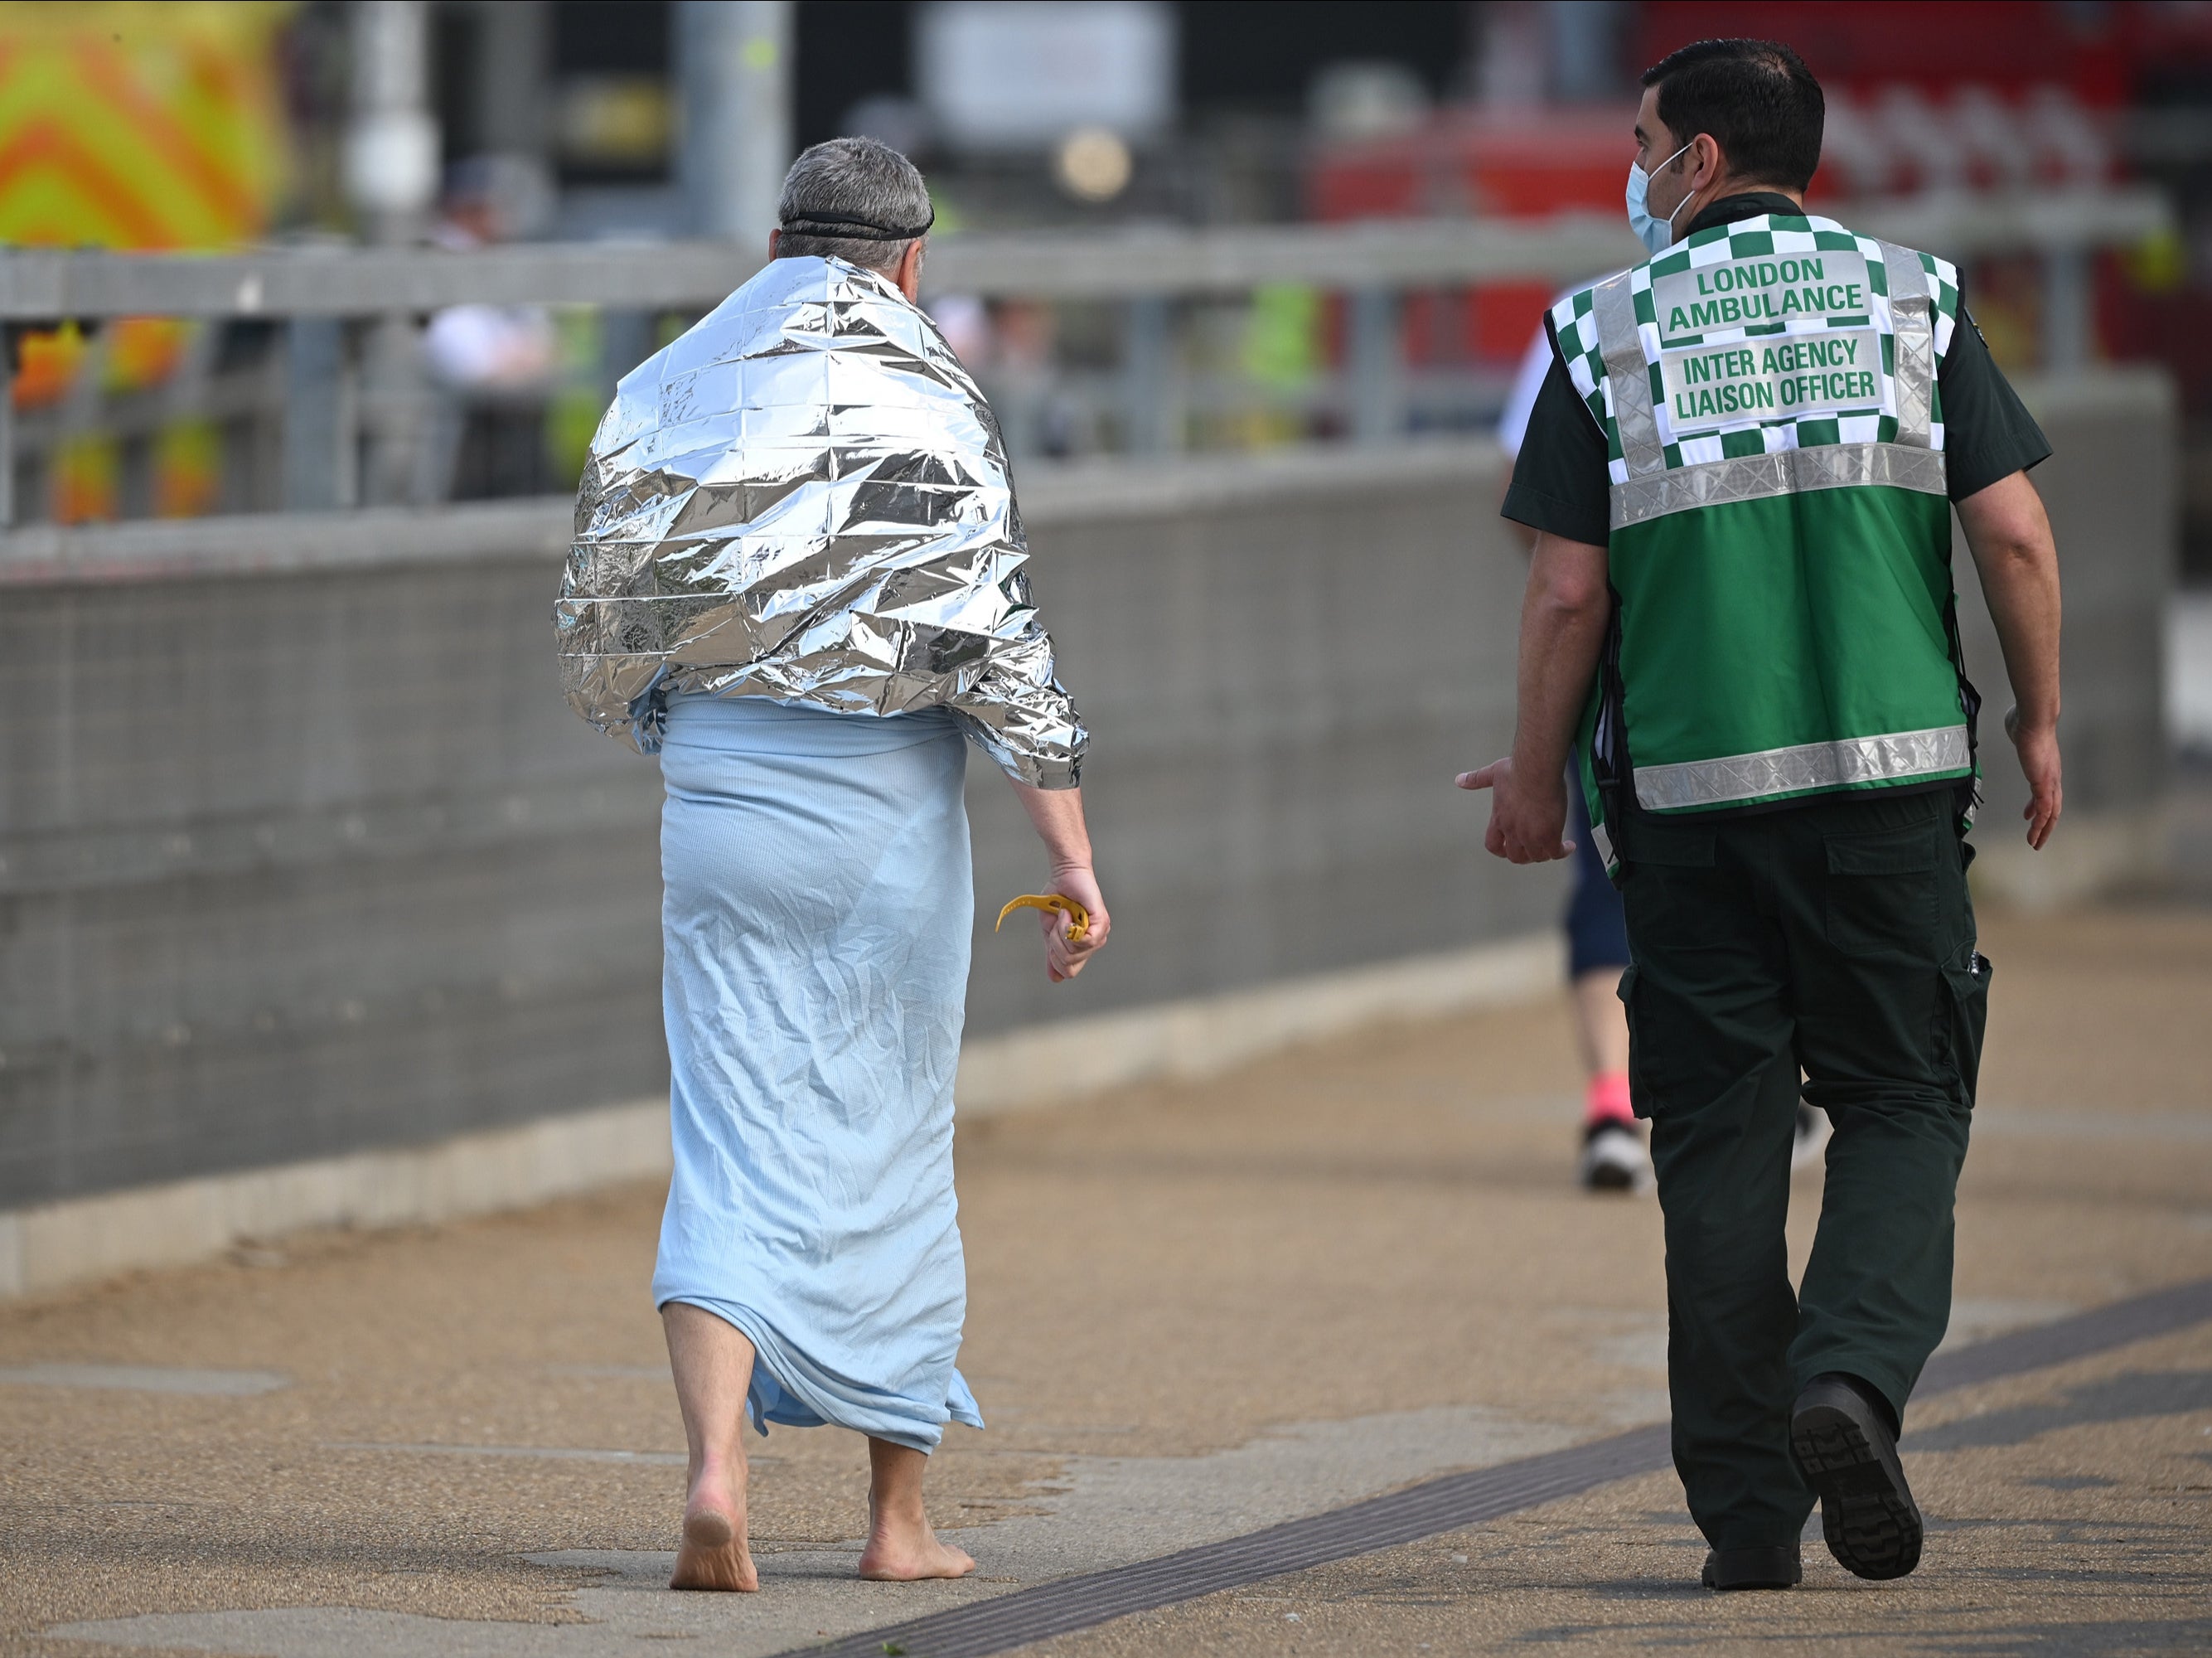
[1579,1118,1648,1191]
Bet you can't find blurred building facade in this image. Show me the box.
[2,1,2208,560]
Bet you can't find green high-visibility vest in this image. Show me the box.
[1553,211,1978,873]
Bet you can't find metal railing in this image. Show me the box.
[0,184,2171,527]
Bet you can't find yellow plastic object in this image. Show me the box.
[993,894,1091,942]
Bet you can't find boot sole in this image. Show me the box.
[1790,1400,1923,1580]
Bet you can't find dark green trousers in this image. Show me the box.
[1617,786,1989,1550]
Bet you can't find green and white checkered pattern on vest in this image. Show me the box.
[1552,213,1977,844]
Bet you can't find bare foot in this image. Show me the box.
[858,1500,976,1582]
[670,1463,758,1592]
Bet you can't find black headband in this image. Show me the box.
[778,206,935,241]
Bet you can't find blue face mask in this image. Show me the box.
[1625,141,1695,255]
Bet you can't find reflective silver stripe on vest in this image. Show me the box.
[1609,441,1948,531]
[1591,272,1664,476]
[1588,814,1615,870]
[1878,241,1935,448]
[1634,725,1971,812]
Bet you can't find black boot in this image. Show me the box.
[1790,1373,1923,1580]
[1701,1543,1802,1591]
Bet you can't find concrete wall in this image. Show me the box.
[0,539,662,1210]
[1953,370,2176,903]
[0,444,1556,1214]
[967,443,1560,1040]
[0,371,2174,1216]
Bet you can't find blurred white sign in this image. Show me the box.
[917,1,1174,148]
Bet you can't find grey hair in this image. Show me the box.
[775,137,932,275]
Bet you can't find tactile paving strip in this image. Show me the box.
[784,1276,2212,1658]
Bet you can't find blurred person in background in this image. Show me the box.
[424,154,556,375]
[423,156,559,500]
[1496,321,1644,1191]
[1503,308,1831,1186]
[555,136,1108,1593]
[1498,320,1832,1194]
[1464,39,2061,1593]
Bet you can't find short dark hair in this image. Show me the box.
[1641,38,1824,193]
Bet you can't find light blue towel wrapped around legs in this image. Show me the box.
[651,692,984,1452]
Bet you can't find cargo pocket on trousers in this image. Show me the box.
[1824,823,1941,956]
[1939,950,1992,1108]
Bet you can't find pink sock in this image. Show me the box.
[1585,1071,1634,1127]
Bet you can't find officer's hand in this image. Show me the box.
[1456,756,1575,863]
[2004,706,2063,851]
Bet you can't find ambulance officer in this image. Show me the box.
[1461,38,2062,1590]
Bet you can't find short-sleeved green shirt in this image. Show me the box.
[1502,191,2052,546]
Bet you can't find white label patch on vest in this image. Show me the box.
[1658,327,1886,436]
[1651,249,1873,342]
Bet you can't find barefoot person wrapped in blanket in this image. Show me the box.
[554,137,1109,1592]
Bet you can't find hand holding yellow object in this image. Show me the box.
[994,894,1091,942]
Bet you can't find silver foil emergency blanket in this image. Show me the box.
[554,255,1086,788]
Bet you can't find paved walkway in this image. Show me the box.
[4,906,2210,1657]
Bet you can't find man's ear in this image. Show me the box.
[896,238,925,302]
[767,228,782,260]
[1690,133,1726,191]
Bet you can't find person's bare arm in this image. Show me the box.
[1455,531,1612,862]
[1004,780,1111,982]
[1956,470,2062,850]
